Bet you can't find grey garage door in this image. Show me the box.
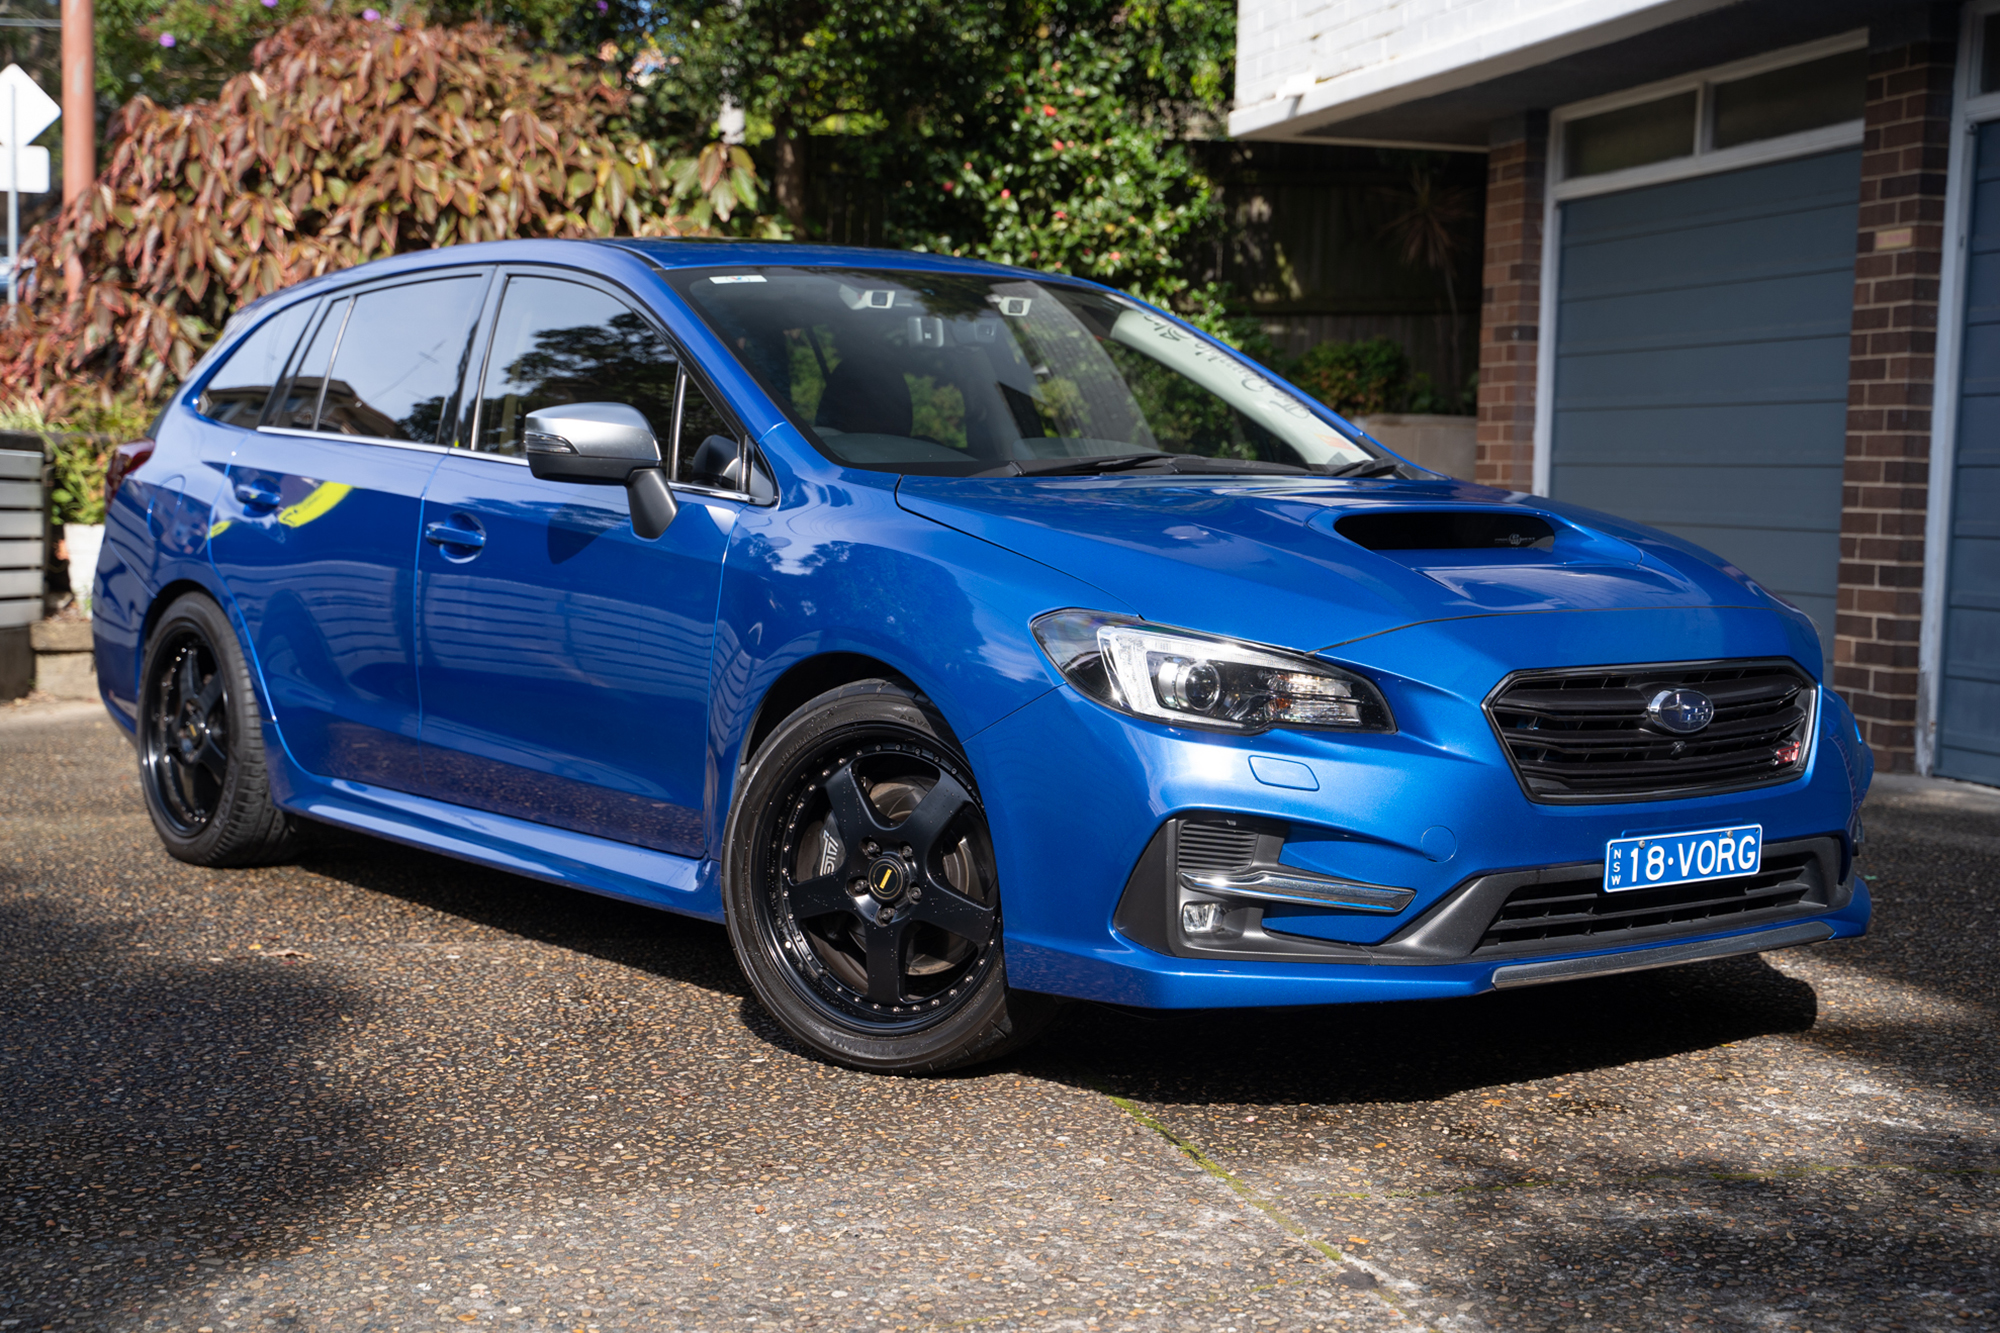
[1936,122,2000,786]
[1550,149,1861,653]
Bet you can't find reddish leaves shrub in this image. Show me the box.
[2,15,766,410]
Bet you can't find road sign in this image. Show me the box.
[0,145,47,192]
[0,65,60,146]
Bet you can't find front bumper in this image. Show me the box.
[965,612,1872,1010]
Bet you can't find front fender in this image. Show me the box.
[703,462,1133,854]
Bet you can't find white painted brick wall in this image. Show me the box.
[1232,0,1712,136]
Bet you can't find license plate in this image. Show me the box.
[1604,824,1762,892]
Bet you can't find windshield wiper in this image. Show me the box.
[974,453,1177,477]
[1329,458,1407,478]
[974,453,1311,478]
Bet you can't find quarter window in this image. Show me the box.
[270,298,347,429]
[317,275,486,443]
[475,276,679,456]
[197,302,312,427]
[675,375,742,489]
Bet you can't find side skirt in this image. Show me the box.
[274,768,724,922]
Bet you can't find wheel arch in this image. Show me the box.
[737,651,928,774]
[140,577,275,722]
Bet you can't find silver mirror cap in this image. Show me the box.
[523,402,661,462]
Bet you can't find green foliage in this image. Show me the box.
[1292,337,1409,417]
[1291,337,1476,417]
[50,438,113,526]
[4,15,769,409]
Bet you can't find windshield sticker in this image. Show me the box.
[708,274,767,284]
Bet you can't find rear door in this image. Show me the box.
[208,268,489,790]
[413,268,743,855]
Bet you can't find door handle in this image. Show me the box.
[233,481,282,510]
[424,519,486,551]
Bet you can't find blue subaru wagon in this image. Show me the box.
[94,239,1872,1071]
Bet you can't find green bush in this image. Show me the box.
[1291,337,1410,417]
[50,438,113,527]
[1289,337,1475,417]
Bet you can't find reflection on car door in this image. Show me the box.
[208,269,489,789]
[414,270,740,856]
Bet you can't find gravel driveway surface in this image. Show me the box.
[1,702,1992,1332]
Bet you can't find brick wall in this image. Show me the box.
[1836,20,1959,773]
[1475,112,1547,493]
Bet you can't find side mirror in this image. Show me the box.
[524,403,677,540]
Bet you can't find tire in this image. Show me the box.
[723,680,1059,1073]
[136,592,297,867]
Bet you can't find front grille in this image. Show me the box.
[1485,659,1814,802]
[1476,850,1821,952]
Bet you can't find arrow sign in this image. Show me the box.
[1,64,61,147]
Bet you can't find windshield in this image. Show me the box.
[666,267,1385,477]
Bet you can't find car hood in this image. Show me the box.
[895,474,1813,660]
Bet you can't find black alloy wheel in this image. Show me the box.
[146,631,229,835]
[724,681,1057,1072]
[136,594,296,866]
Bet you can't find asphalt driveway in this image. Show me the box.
[1,701,1992,1332]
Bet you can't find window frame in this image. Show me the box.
[458,263,771,506]
[1550,30,1869,202]
[252,265,496,453]
[1916,0,2000,775]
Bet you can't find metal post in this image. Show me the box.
[61,0,93,303]
[7,82,18,317]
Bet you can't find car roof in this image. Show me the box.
[235,238,1051,315]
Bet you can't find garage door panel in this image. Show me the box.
[1552,402,1847,468]
[1561,207,1857,304]
[1937,120,2000,783]
[1559,269,1854,351]
[1556,464,1844,531]
[1551,150,1859,656]
[1556,334,1852,409]
[1562,150,1859,235]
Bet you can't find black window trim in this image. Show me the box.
[457,262,772,506]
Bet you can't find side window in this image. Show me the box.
[316,275,486,442]
[270,298,348,429]
[476,275,679,456]
[674,373,745,489]
[197,302,312,427]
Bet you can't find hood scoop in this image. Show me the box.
[1316,506,1685,611]
[1335,511,1555,552]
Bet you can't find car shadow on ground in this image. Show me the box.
[1019,951,1821,1108]
[0,891,381,1328]
[291,821,1831,1105]
[287,823,753,999]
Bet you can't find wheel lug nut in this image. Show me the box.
[908,887,923,902]
[863,840,880,857]
[877,907,894,925]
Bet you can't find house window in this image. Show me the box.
[1565,92,1698,177]
[1982,13,1999,95]
[1559,40,1867,182]
[1712,49,1867,150]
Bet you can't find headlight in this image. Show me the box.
[1031,611,1394,734]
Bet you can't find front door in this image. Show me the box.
[208,269,489,789]
[414,270,741,856]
